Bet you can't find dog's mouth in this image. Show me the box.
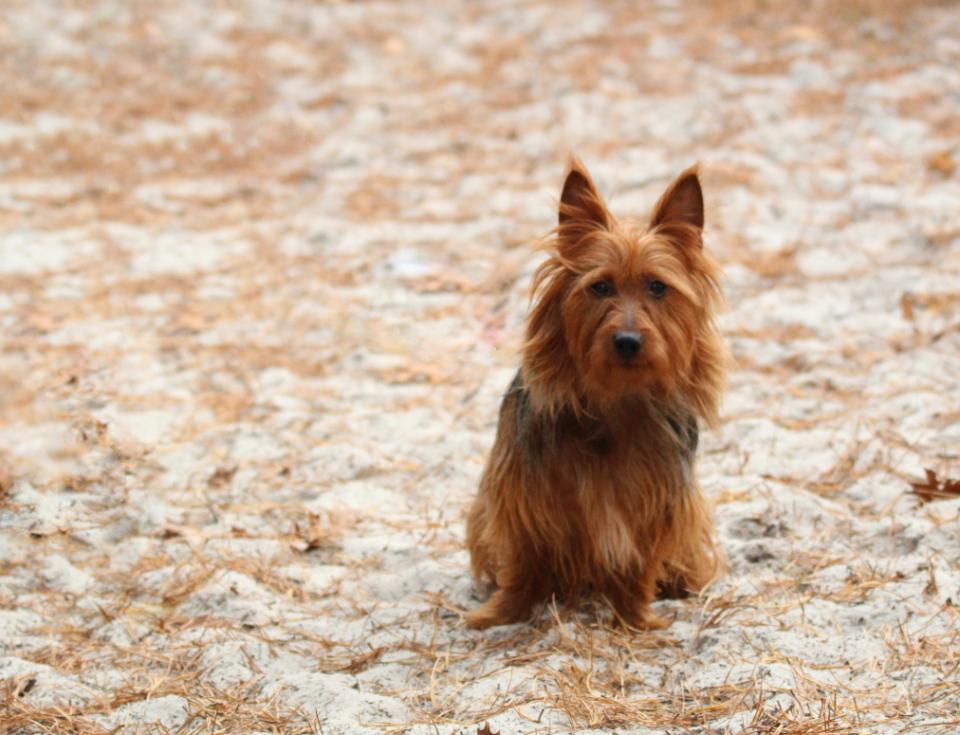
[614,353,650,370]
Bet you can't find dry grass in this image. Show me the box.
[1,679,319,735]
[2,0,959,733]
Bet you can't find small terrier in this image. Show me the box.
[466,160,726,630]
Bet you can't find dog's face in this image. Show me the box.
[526,163,721,407]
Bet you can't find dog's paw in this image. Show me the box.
[615,609,671,632]
[464,606,502,629]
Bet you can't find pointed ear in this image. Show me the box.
[651,166,704,231]
[559,160,609,230]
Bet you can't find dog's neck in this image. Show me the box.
[523,368,690,423]
[518,368,696,448]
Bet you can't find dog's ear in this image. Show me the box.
[651,166,704,231]
[559,160,609,230]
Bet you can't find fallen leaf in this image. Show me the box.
[208,466,237,488]
[910,468,960,504]
[926,149,956,177]
[0,466,12,501]
[291,511,338,552]
[900,293,915,321]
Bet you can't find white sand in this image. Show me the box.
[1,1,959,733]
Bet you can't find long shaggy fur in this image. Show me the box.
[466,159,727,630]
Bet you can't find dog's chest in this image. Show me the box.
[578,480,637,570]
[521,398,695,568]
[567,425,691,570]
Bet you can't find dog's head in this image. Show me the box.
[524,160,725,421]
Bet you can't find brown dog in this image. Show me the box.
[466,160,726,630]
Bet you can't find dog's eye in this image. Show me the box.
[590,280,614,297]
[648,280,667,299]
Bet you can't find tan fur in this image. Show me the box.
[466,159,727,630]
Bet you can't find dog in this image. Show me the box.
[465,159,726,630]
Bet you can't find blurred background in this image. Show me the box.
[1,1,958,733]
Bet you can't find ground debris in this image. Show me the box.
[910,468,960,504]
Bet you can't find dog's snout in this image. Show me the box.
[613,331,644,358]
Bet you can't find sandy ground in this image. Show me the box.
[1,1,959,733]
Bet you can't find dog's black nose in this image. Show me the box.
[613,331,644,358]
